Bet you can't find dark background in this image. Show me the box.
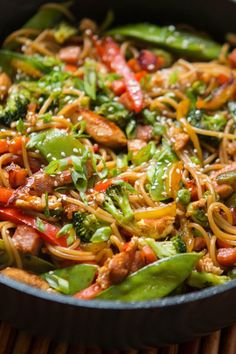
[0,0,236,40]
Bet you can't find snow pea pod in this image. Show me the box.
[42,264,97,295]
[27,128,84,162]
[108,24,221,60]
[147,162,168,202]
[23,2,72,30]
[96,253,201,301]
[187,271,230,289]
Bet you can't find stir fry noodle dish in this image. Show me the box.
[0,2,236,301]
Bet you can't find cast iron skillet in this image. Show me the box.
[0,0,236,349]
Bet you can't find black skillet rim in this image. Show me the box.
[1,274,236,310]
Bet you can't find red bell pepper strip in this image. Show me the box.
[96,37,143,113]
[64,64,78,73]
[0,208,67,247]
[0,188,14,204]
[94,177,129,193]
[0,140,9,154]
[141,245,157,264]
[74,283,103,300]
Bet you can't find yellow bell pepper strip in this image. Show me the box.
[134,202,176,221]
[96,253,201,301]
[165,161,183,198]
[197,79,236,110]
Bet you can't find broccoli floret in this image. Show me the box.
[187,109,227,132]
[72,211,112,243]
[146,239,177,259]
[172,235,186,253]
[0,88,30,126]
[103,184,134,225]
[146,236,186,259]
[72,212,100,243]
[94,96,133,128]
[187,202,209,227]
[54,22,77,44]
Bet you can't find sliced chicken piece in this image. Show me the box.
[75,110,127,148]
[136,124,153,142]
[169,126,189,152]
[97,240,145,288]
[128,139,147,154]
[10,170,72,203]
[0,72,12,99]
[196,254,223,275]
[12,225,42,256]
[137,216,175,239]
[1,267,50,290]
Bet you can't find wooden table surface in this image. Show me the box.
[1,323,236,354]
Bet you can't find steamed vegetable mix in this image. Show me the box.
[0,2,236,301]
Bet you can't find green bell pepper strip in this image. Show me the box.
[108,23,221,60]
[187,271,230,289]
[96,253,201,301]
[42,264,97,295]
[0,239,55,274]
[27,129,84,162]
